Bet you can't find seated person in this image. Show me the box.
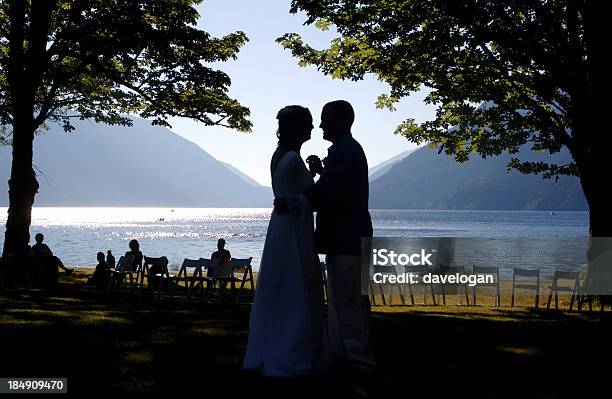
[124,239,143,272]
[209,238,231,277]
[106,250,116,269]
[88,252,109,288]
[25,244,57,288]
[31,233,73,275]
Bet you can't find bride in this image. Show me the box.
[242,105,329,377]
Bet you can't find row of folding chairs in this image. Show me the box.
[320,263,498,307]
[318,262,475,306]
[366,264,585,310]
[107,255,255,304]
[168,257,255,304]
[511,267,591,311]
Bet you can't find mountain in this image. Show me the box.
[0,118,272,207]
[221,161,263,187]
[369,145,588,211]
[368,148,418,181]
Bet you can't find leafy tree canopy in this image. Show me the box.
[277,0,603,180]
[0,0,251,138]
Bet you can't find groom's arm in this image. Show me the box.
[275,152,353,214]
[309,152,351,212]
[275,166,339,213]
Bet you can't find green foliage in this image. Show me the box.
[0,0,252,136]
[277,0,596,179]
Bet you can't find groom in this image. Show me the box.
[298,100,376,372]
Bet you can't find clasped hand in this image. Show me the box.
[274,154,321,215]
[306,155,323,176]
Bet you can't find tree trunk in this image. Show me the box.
[572,73,611,303]
[2,131,39,261]
[582,0,612,239]
[2,36,38,262]
[2,0,40,269]
[566,2,612,302]
[578,140,612,239]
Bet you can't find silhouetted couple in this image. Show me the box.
[243,101,375,378]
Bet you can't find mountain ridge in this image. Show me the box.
[0,118,272,207]
[369,145,588,211]
[368,148,418,181]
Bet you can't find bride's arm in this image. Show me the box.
[283,155,315,213]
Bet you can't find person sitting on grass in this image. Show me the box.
[26,244,57,288]
[32,233,73,275]
[88,252,109,289]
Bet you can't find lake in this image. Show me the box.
[0,208,589,274]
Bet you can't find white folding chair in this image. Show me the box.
[139,256,170,299]
[546,269,580,310]
[471,265,501,306]
[149,256,177,301]
[107,255,136,290]
[231,257,255,304]
[206,257,253,304]
[369,265,395,306]
[437,265,470,306]
[176,258,206,301]
[512,267,540,308]
[397,264,437,306]
[200,257,221,303]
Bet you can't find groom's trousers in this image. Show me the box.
[325,254,376,369]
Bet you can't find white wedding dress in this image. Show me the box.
[242,150,329,377]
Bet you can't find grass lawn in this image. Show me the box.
[1,268,611,398]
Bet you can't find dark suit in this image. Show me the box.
[312,132,373,256]
[310,132,376,368]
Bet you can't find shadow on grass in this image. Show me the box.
[1,270,611,398]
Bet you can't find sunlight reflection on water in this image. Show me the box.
[0,207,589,272]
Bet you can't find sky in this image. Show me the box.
[167,0,436,187]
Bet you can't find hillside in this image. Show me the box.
[369,145,588,211]
[0,118,272,207]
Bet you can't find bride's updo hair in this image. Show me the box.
[276,105,312,146]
